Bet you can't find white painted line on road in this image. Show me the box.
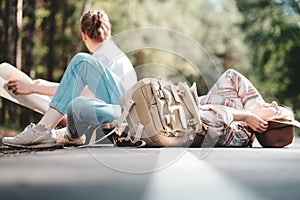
[142,150,268,200]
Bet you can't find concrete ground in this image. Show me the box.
[0,138,300,200]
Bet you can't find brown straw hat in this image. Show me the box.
[255,106,300,148]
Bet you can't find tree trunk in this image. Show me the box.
[19,0,35,127]
[47,0,58,81]
[3,0,10,61]
[15,0,23,69]
[0,0,5,61]
[23,0,35,75]
[0,0,11,125]
[8,0,23,125]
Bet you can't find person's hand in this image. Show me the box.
[7,79,34,95]
[244,113,268,133]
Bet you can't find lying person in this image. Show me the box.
[198,69,299,147]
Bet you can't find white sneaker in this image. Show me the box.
[2,123,56,148]
[54,127,85,147]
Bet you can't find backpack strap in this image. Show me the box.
[115,99,135,136]
[178,82,203,134]
[133,124,144,143]
[76,125,117,148]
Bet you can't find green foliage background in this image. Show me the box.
[0,0,300,127]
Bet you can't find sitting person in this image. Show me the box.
[2,9,137,148]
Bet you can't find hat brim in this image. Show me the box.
[269,119,300,128]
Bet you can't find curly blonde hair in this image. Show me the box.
[80,10,111,43]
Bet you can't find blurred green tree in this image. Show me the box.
[236,0,300,116]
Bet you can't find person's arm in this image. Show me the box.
[231,110,268,133]
[7,78,59,96]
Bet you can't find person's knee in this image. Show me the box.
[73,52,90,61]
[67,96,121,126]
[68,97,107,125]
[67,96,91,119]
[225,68,238,75]
[67,96,88,119]
[68,53,92,70]
[224,69,242,82]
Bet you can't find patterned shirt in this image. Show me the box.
[198,69,264,147]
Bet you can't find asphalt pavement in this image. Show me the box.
[0,138,300,200]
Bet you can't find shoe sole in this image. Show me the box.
[55,143,83,147]
[2,141,57,149]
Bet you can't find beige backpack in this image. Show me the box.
[112,78,205,147]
